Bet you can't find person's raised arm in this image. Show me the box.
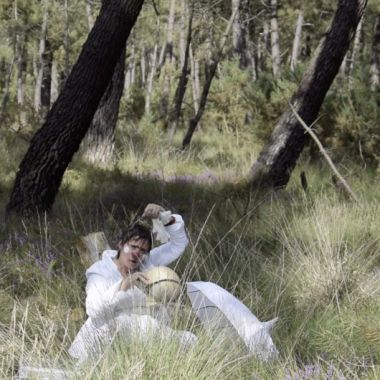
[141,204,189,268]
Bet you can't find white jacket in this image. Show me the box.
[69,215,190,360]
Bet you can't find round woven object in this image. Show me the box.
[144,266,181,304]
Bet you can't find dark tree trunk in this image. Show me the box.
[167,4,193,141]
[182,10,237,149]
[250,0,367,189]
[6,0,144,216]
[82,47,126,165]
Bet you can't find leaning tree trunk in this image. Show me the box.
[250,0,367,189]
[81,47,126,165]
[370,14,380,91]
[6,0,144,216]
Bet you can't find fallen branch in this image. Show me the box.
[290,103,359,203]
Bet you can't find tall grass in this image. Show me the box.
[1,120,379,378]
[0,183,379,378]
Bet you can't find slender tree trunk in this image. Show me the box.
[190,45,200,114]
[16,27,28,126]
[370,15,380,91]
[86,0,94,30]
[145,16,160,114]
[82,47,126,165]
[179,0,187,68]
[0,60,14,123]
[40,39,53,119]
[167,3,193,141]
[348,17,363,89]
[159,0,176,121]
[125,40,136,96]
[6,0,145,216]
[34,0,48,115]
[290,10,303,72]
[182,10,237,149]
[50,57,59,104]
[63,0,70,81]
[270,0,281,77]
[140,46,146,85]
[232,0,254,71]
[249,0,367,189]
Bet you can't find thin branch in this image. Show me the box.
[290,103,359,203]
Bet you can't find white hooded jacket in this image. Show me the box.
[69,215,190,360]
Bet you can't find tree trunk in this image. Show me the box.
[50,57,59,104]
[86,0,95,31]
[290,10,303,72]
[182,10,237,149]
[232,0,252,70]
[167,3,193,141]
[63,0,70,81]
[140,46,146,85]
[82,47,126,165]
[370,14,380,91]
[16,27,28,127]
[249,0,367,189]
[6,0,144,216]
[270,0,281,77]
[34,0,49,115]
[348,17,363,89]
[159,0,176,121]
[40,39,53,119]
[179,0,187,68]
[145,16,160,114]
[190,45,200,114]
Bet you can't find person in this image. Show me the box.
[68,204,197,362]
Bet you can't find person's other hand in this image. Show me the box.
[142,203,165,220]
[120,272,149,291]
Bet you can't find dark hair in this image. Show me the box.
[116,223,152,259]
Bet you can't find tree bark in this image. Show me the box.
[167,3,193,141]
[159,0,176,120]
[82,47,126,165]
[270,0,281,77]
[370,14,380,91]
[348,17,363,89]
[34,0,49,115]
[16,25,28,127]
[145,14,160,114]
[40,39,53,119]
[6,0,144,216]
[182,9,237,149]
[50,57,59,104]
[249,0,367,189]
[86,0,95,30]
[290,10,303,72]
[232,0,252,70]
[189,45,200,114]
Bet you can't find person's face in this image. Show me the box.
[118,237,150,271]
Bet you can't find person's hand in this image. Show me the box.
[120,272,149,291]
[142,203,165,220]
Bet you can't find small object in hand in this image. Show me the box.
[143,266,181,304]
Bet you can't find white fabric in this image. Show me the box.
[69,215,193,361]
[187,281,278,361]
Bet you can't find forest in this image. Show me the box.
[0,0,379,378]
